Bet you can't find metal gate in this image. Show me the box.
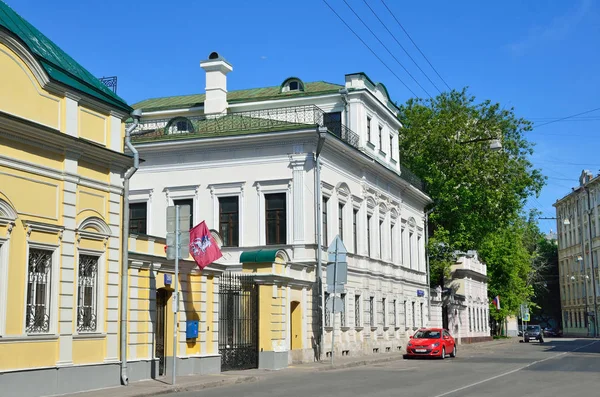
[218,273,258,371]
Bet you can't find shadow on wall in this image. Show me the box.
[181,270,201,352]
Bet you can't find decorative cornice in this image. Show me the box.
[23,221,65,241]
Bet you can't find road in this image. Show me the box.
[171,338,600,397]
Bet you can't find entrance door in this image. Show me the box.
[290,301,302,350]
[218,273,258,371]
[156,289,171,376]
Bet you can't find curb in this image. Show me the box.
[117,376,260,397]
[310,354,406,371]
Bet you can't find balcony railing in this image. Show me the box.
[129,105,325,142]
[127,104,425,193]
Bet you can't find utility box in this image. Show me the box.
[186,320,199,339]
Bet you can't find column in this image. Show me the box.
[289,154,307,244]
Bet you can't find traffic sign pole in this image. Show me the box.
[172,205,179,385]
[330,238,338,367]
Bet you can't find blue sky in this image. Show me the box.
[8,0,600,232]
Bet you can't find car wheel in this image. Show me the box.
[450,345,456,358]
[441,347,446,359]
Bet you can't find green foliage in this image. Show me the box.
[479,219,535,320]
[428,227,455,287]
[398,89,545,250]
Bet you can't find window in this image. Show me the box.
[219,197,239,247]
[411,301,416,328]
[325,292,331,327]
[379,219,384,259]
[378,125,383,150]
[338,203,344,241]
[322,197,329,246]
[417,235,422,270]
[390,224,395,261]
[265,193,286,245]
[404,300,408,328]
[324,112,342,138]
[341,293,347,327]
[370,296,375,327]
[409,232,414,269]
[367,116,372,142]
[381,298,386,326]
[367,215,372,256]
[420,303,424,327]
[26,249,53,334]
[354,294,361,327]
[469,308,472,331]
[392,299,397,327]
[389,134,393,156]
[173,198,194,231]
[176,120,190,132]
[353,209,358,253]
[129,202,147,235]
[364,296,371,328]
[77,255,98,332]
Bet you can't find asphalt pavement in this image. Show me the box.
[168,338,600,397]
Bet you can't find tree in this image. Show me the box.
[479,219,534,334]
[398,89,545,251]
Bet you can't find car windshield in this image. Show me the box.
[413,330,441,339]
[527,325,540,331]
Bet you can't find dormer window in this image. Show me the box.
[280,77,305,93]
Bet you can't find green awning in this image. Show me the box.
[239,249,279,264]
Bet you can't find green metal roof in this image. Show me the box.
[239,249,280,264]
[0,1,131,113]
[132,81,343,112]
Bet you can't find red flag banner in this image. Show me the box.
[189,221,222,269]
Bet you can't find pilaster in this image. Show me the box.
[289,154,308,244]
[57,150,79,365]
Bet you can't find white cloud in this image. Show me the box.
[508,0,591,55]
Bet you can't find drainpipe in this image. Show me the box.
[314,126,327,360]
[120,108,142,385]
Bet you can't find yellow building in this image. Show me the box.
[0,2,133,395]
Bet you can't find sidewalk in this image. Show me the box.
[56,338,519,397]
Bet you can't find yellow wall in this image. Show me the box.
[0,40,128,373]
[73,339,106,365]
[206,276,214,354]
[0,340,58,370]
[0,42,61,129]
[79,107,107,146]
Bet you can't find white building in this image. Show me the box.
[444,251,491,343]
[127,52,432,370]
[554,170,600,337]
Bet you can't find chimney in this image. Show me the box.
[200,52,233,115]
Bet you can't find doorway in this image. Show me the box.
[290,301,302,350]
[156,288,171,376]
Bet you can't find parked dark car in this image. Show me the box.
[524,325,544,343]
[543,327,559,337]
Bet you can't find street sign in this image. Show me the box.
[166,206,191,260]
[326,296,344,313]
[523,313,530,322]
[326,235,348,287]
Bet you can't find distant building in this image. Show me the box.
[553,170,600,337]
[444,251,492,343]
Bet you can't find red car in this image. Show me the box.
[404,328,457,359]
